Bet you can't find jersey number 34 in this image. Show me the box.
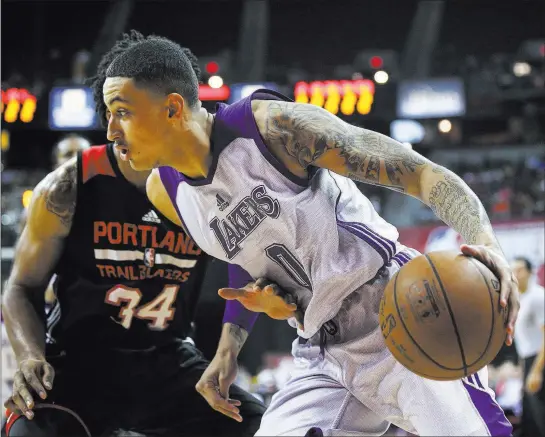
[104,284,179,330]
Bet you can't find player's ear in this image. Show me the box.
[165,93,184,120]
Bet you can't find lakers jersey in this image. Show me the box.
[159,90,403,339]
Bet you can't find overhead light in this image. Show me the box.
[438,119,452,133]
[513,62,531,77]
[208,75,224,89]
[374,70,389,84]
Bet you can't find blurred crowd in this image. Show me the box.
[354,149,545,225]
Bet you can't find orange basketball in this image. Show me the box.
[379,250,508,381]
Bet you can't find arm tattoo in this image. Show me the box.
[43,164,77,228]
[427,167,493,245]
[227,324,248,352]
[264,102,426,191]
[262,102,496,245]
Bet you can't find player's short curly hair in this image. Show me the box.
[88,30,201,125]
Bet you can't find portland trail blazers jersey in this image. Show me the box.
[48,144,208,350]
[159,89,406,339]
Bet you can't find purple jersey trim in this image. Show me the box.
[156,167,197,242]
[463,378,512,436]
[227,263,254,289]
[180,89,309,188]
[246,90,310,187]
[223,264,259,331]
[337,220,395,266]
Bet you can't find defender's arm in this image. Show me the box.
[3,159,76,363]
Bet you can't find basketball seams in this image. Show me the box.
[465,257,498,367]
[425,254,469,376]
[392,269,461,372]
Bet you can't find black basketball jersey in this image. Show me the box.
[47,144,209,350]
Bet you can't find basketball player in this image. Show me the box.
[95,31,519,436]
[1,46,266,437]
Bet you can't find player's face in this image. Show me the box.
[54,138,88,168]
[103,77,173,171]
[511,260,530,286]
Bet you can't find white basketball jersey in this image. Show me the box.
[159,90,402,338]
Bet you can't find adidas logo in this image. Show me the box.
[216,194,230,212]
[142,210,161,223]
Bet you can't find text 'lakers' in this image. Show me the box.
[210,186,280,259]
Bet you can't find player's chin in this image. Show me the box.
[129,159,153,172]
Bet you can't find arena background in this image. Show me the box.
[1,0,544,433]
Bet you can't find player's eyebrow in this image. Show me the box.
[108,96,131,106]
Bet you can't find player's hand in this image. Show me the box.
[3,358,55,420]
[219,278,298,321]
[525,366,543,394]
[461,244,520,346]
[195,351,242,422]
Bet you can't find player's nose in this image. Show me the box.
[106,118,122,142]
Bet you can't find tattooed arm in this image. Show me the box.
[254,101,519,343]
[253,101,489,241]
[3,158,76,363]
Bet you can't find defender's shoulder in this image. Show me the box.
[30,157,78,234]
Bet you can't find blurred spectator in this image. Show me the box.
[511,257,545,437]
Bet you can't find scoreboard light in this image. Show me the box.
[205,61,220,75]
[1,88,37,123]
[199,84,230,101]
[49,87,98,130]
[22,190,34,209]
[294,80,376,116]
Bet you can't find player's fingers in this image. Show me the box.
[462,245,498,274]
[282,302,298,311]
[218,288,248,300]
[214,397,240,415]
[254,277,270,289]
[495,266,513,307]
[216,405,243,422]
[4,397,21,415]
[263,285,274,296]
[506,289,519,345]
[13,372,34,404]
[21,367,47,400]
[17,384,35,410]
[460,244,481,259]
[11,394,33,420]
[271,304,297,319]
[41,363,55,391]
[228,398,242,406]
[197,385,222,409]
[207,388,240,416]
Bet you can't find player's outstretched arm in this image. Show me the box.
[3,159,76,416]
[254,100,519,344]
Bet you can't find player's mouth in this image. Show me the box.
[115,143,131,161]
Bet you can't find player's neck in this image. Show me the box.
[519,279,529,294]
[167,107,214,180]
